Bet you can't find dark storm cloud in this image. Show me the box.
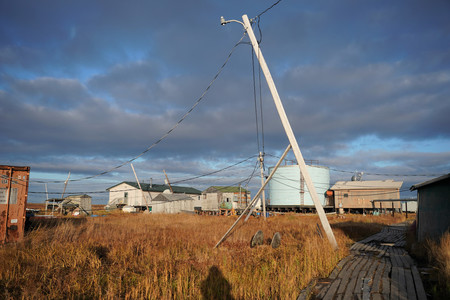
[279,62,450,146]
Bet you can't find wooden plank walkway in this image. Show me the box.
[301,223,427,300]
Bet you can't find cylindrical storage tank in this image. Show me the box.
[268,164,330,206]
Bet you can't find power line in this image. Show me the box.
[29,32,248,185]
[171,155,257,184]
[255,0,283,20]
[328,168,445,177]
[263,153,445,178]
[28,155,257,195]
[251,48,261,153]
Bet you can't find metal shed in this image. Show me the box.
[330,180,403,213]
[202,186,250,210]
[0,165,30,244]
[150,193,197,213]
[411,173,450,242]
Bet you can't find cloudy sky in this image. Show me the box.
[1,0,449,203]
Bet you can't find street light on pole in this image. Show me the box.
[219,15,338,250]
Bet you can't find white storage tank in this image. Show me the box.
[268,164,330,206]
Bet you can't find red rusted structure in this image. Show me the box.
[0,165,30,244]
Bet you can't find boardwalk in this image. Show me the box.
[300,223,427,300]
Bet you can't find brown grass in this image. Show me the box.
[426,231,450,298]
[1,213,405,299]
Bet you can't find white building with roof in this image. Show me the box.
[106,181,202,211]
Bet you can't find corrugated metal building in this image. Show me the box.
[410,174,450,242]
[106,181,202,210]
[0,165,30,244]
[151,193,199,213]
[330,180,403,212]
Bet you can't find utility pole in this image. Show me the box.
[61,172,70,199]
[163,170,173,193]
[44,183,49,212]
[60,172,70,214]
[131,163,150,212]
[220,15,338,250]
[215,145,291,248]
[259,152,267,220]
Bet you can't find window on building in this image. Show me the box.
[344,193,348,198]
[124,192,128,198]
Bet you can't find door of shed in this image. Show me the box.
[0,165,30,244]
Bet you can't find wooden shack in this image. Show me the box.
[410,173,450,242]
[45,194,92,215]
[329,180,403,213]
[0,165,30,243]
[150,193,198,213]
[202,186,250,210]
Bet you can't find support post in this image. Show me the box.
[242,14,338,250]
[3,167,12,243]
[61,171,71,199]
[215,145,291,248]
[131,163,150,212]
[163,170,174,193]
[259,152,266,220]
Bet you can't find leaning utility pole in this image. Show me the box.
[219,15,338,250]
[131,163,150,212]
[163,170,174,193]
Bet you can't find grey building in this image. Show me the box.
[410,173,450,242]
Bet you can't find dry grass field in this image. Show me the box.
[423,231,450,299]
[1,212,408,299]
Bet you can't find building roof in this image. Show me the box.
[153,193,194,202]
[410,173,450,191]
[203,186,250,193]
[330,180,403,190]
[107,181,202,195]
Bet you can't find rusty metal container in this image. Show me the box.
[0,165,30,244]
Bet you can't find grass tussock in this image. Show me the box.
[1,213,405,299]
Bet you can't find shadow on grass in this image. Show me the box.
[331,221,388,242]
[25,216,87,232]
[201,265,234,300]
